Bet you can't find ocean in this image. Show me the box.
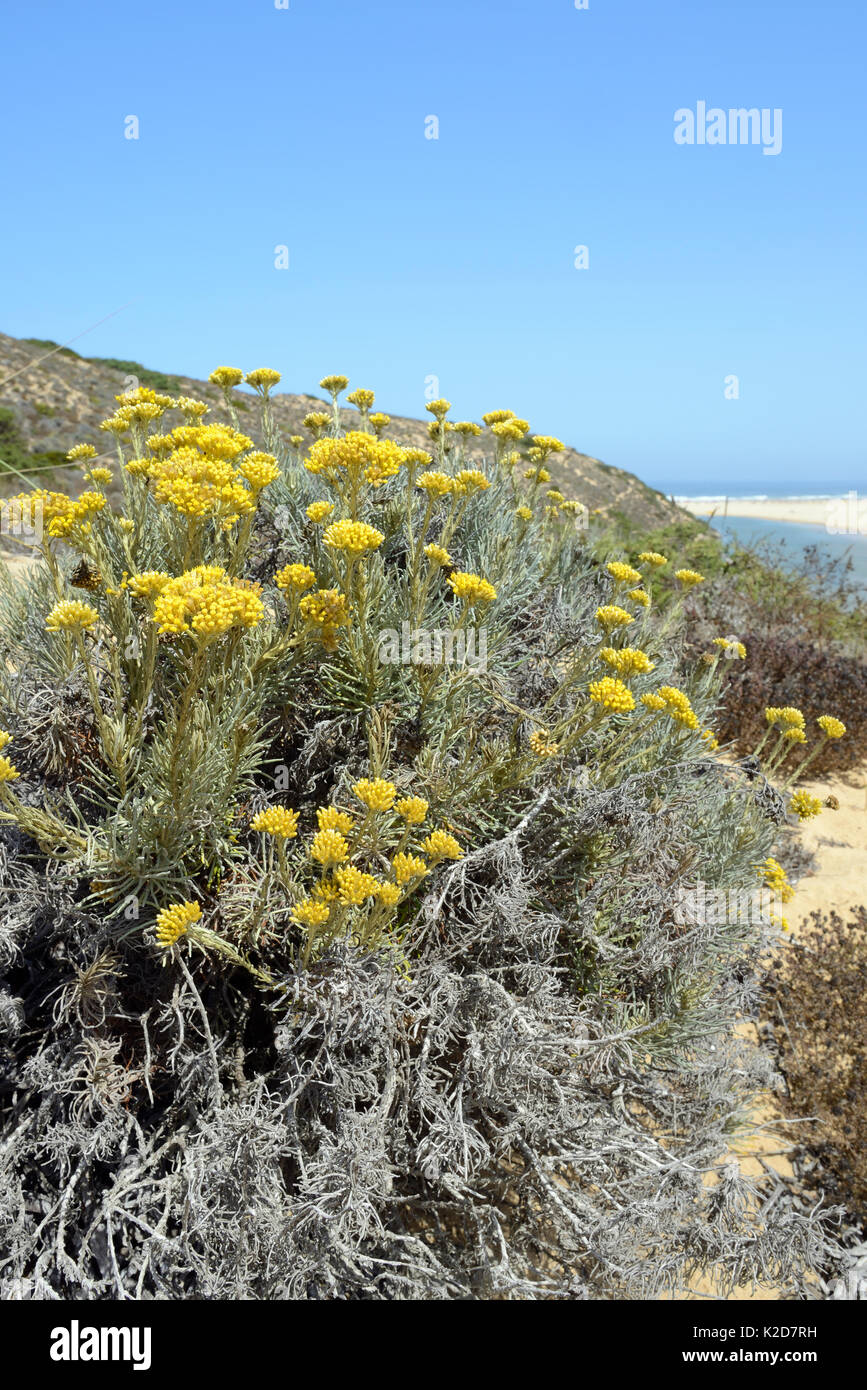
[703,515,867,592]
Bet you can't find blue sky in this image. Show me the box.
[2,0,865,495]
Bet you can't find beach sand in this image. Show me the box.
[679,497,841,527]
[682,763,867,1300]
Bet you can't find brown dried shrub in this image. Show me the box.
[766,907,867,1220]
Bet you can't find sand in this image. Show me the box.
[679,496,857,529]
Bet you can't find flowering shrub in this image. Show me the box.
[0,372,846,1299]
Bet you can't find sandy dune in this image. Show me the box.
[679,495,863,530]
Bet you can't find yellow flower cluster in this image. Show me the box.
[305,432,406,485]
[275,563,317,593]
[765,706,805,729]
[761,857,795,904]
[46,600,99,632]
[789,791,822,822]
[454,469,490,495]
[641,685,699,730]
[293,898,331,928]
[334,865,380,906]
[0,734,20,784]
[529,730,559,758]
[323,519,384,554]
[245,368,281,393]
[310,828,350,865]
[396,796,428,824]
[153,567,264,640]
[133,424,271,525]
[317,806,354,834]
[638,551,667,566]
[589,677,636,713]
[595,605,634,633]
[252,806,300,838]
[817,715,846,740]
[421,829,463,860]
[306,500,334,523]
[209,367,244,390]
[515,506,533,522]
[127,571,171,599]
[298,588,350,648]
[607,561,642,586]
[600,646,655,678]
[353,778,397,811]
[675,569,704,588]
[712,637,747,659]
[447,571,496,605]
[155,900,201,948]
[393,852,428,884]
[424,543,452,567]
[629,589,650,607]
[417,471,455,496]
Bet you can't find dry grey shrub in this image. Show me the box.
[0,427,847,1301]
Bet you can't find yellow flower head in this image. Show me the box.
[448,571,496,605]
[293,897,331,928]
[482,409,515,426]
[67,443,98,462]
[46,600,99,632]
[275,563,317,593]
[599,646,655,678]
[453,421,482,438]
[323,519,384,554]
[154,567,264,640]
[392,852,428,885]
[817,715,846,740]
[320,374,349,397]
[396,796,428,824]
[423,543,452,567]
[369,412,390,435]
[638,551,668,567]
[790,790,822,822]
[127,571,171,599]
[761,857,795,903]
[675,568,704,588]
[376,882,402,908]
[642,685,699,730]
[334,865,380,906]
[416,470,455,496]
[244,368,282,394]
[529,730,560,758]
[589,677,636,714]
[628,588,650,608]
[306,500,335,524]
[346,388,375,410]
[299,588,350,631]
[239,452,280,493]
[316,806,354,835]
[765,706,805,729]
[304,411,331,437]
[454,468,490,495]
[595,605,634,634]
[0,755,20,783]
[352,778,397,812]
[701,728,719,750]
[425,398,451,421]
[155,900,201,949]
[209,367,244,389]
[607,561,643,586]
[515,506,533,522]
[783,727,807,744]
[310,828,350,865]
[306,432,405,485]
[422,829,463,861]
[531,436,565,457]
[251,806,299,839]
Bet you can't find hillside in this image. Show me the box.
[0,330,686,530]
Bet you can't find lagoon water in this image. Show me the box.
[707,515,867,592]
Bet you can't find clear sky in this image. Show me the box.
[2,0,865,495]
